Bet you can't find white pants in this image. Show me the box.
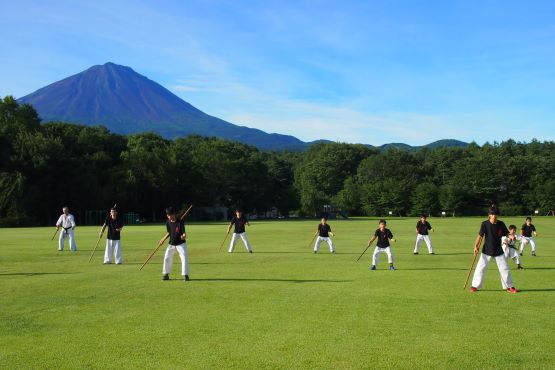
[414,234,433,253]
[104,239,122,264]
[503,246,521,265]
[163,243,189,276]
[314,236,335,252]
[58,228,77,251]
[519,237,536,253]
[471,253,514,289]
[229,232,252,252]
[372,247,393,266]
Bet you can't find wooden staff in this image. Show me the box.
[139,204,193,271]
[356,243,372,262]
[51,228,59,241]
[88,204,117,263]
[308,232,318,249]
[464,246,480,290]
[218,230,231,252]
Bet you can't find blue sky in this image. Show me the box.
[1,0,554,145]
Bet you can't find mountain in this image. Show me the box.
[18,62,309,151]
[376,139,469,151]
[17,62,469,151]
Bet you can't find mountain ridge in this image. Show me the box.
[17,62,469,151]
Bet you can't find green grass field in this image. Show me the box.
[1,217,554,369]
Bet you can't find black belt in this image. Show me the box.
[63,226,72,234]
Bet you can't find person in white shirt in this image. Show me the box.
[55,207,77,251]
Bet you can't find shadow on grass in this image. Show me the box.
[0,272,77,276]
[396,268,468,271]
[427,252,472,255]
[177,278,353,283]
[253,251,360,255]
[479,288,555,293]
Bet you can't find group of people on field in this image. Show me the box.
[55,205,539,291]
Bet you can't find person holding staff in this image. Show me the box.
[227,209,253,253]
[99,207,124,264]
[161,207,189,281]
[470,205,518,293]
[55,206,77,251]
[313,216,336,254]
[367,219,396,270]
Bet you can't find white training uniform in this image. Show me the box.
[56,213,77,251]
[372,247,393,265]
[314,223,335,253]
[502,236,521,266]
[471,220,513,290]
[520,237,536,253]
[314,236,335,253]
[163,219,189,276]
[229,233,253,253]
[163,243,189,276]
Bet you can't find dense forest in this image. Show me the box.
[1,96,554,226]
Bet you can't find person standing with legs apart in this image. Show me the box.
[161,207,189,281]
[55,206,77,251]
[367,219,396,270]
[413,214,434,255]
[502,225,523,270]
[470,205,518,293]
[313,217,335,254]
[100,207,124,264]
[519,217,538,256]
[227,209,253,253]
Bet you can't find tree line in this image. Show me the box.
[1,96,554,226]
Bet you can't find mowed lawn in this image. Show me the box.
[1,217,554,369]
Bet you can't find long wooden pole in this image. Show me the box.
[51,228,59,241]
[308,233,317,249]
[139,204,193,271]
[356,244,372,262]
[463,249,480,290]
[219,230,230,252]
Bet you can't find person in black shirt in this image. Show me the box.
[227,209,253,253]
[99,207,124,264]
[413,214,434,255]
[161,207,189,281]
[367,219,397,270]
[313,217,336,254]
[470,205,518,293]
[519,217,538,256]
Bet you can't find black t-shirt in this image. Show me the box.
[416,221,432,235]
[231,216,248,233]
[104,216,123,240]
[318,223,331,237]
[479,220,508,256]
[521,224,536,237]
[375,228,393,248]
[166,220,186,245]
